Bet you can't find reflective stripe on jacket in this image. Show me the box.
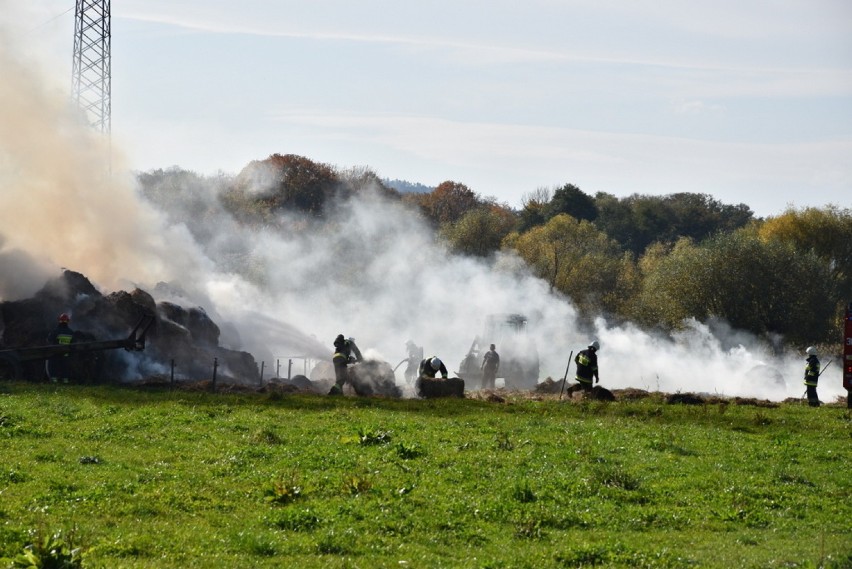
[575,348,598,384]
[804,355,820,386]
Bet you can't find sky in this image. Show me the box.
[5,0,852,217]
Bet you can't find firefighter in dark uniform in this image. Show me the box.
[47,313,75,383]
[404,340,423,385]
[328,334,363,395]
[804,346,821,407]
[418,356,448,380]
[574,340,600,392]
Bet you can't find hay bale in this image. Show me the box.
[731,397,779,408]
[613,388,652,401]
[534,377,563,394]
[416,376,465,398]
[666,392,705,405]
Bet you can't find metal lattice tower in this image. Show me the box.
[71,0,111,134]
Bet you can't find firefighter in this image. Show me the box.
[47,313,75,383]
[574,340,600,392]
[328,334,363,395]
[404,340,423,385]
[804,346,821,407]
[480,344,500,390]
[418,356,448,380]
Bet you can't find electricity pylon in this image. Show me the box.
[71,0,111,134]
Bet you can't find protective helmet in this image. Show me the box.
[58,313,70,323]
[589,340,600,351]
[805,346,817,356]
[430,357,442,371]
[335,334,345,343]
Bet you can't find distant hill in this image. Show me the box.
[383,178,434,194]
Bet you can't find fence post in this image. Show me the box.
[170,359,175,386]
[259,361,265,387]
[288,359,293,380]
[211,357,218,392]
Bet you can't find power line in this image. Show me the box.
[28,7,74,33]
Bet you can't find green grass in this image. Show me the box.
[1,382,851,568]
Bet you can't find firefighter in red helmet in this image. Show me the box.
[47,313,75,383]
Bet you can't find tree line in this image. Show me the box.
[137,154,852,349]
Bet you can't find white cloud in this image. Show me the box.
[672,99,727,115]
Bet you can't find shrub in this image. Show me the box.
[8,527,83,569]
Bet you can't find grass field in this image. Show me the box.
[1,382,851,568]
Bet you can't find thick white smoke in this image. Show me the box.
[0,24,844,402]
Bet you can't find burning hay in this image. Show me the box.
[348,360,402,398]
[0,269,259,383]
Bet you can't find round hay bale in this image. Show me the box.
[415,376,465,398]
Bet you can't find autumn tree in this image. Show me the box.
[337,166,400,200]
[666,193,753,240]
[758,206,852,294]
[517,187,551,232]
[221,154,341,225]
[758,206,852,337]
[408,181,481,226]
[632,230,835,344]
[546,183,598,222]
[440,203,517,257]
[506,214,638,317]
[593,192,753,256]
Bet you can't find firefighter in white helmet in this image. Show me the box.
[418,356,448,380]
[574,340,600,392]
[803,346,821,407]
